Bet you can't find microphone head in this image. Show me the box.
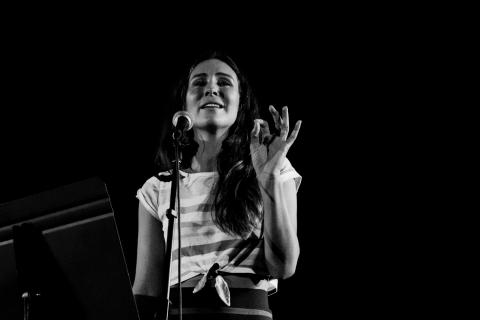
[172,111,193,131]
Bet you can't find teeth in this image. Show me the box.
[204,103,221,108]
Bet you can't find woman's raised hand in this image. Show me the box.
[250,105,302,178]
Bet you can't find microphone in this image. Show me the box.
[172,111,193,140]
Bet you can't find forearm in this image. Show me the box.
[133,203,166,297]
[259,173,300,279]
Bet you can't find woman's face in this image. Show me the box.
[186,58,240,132]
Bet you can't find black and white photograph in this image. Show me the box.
[0,9,425,319]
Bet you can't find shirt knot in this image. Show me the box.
[193,263,231,306]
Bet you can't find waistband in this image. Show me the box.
[168,287,272,319]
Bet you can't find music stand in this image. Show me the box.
[0,177,140,320]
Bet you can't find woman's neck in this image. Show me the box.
[191,153,216,172]
[190,129,227,172]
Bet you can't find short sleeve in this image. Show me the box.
[279,158,302,191]
[136,176,162,220]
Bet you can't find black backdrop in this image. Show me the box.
[0,12,418,318]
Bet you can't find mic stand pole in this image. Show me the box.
[159,131,183,320]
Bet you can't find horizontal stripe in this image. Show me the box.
[169,257,266,285]
[172,239,244,258]
[172,222,227,236]
[170,250,232,273]
[169,257,266,278]
[169,307,272,318]
[171,229,239,247]
[170,265,259,281]
[178,219,216,228]
[159,205,214,218]
[173,274,272,291]
[170,271,199,285]
[169,268,265,286]
[158,211,210,223]
[181,203,213,214]
[170,229,261,248]
[221,267,257,274]
[158,207,211,220]
[171,248,228,266]
[157,193,212,207]
[170,255,234,279]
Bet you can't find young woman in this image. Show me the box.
[133,51,302,320]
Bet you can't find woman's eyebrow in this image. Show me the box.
[215,72,235,81]
[190,72,236,81]
[190,72,207,80]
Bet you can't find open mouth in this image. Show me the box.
[200,103,224,109]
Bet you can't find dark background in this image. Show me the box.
[0,10,426,318]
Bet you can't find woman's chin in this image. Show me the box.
[195,119,233,133]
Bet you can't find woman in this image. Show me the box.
[133,51,302,320]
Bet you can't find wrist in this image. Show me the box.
[257,172,282,189]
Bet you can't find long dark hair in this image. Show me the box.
[155,51,263,237]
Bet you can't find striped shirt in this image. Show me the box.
[136,159,301,296]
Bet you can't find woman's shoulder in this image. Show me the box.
[140,171,173,190]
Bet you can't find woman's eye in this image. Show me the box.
[218,79,232,86]
[192,79,207,86]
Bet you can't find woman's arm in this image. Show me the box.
[260,175,300,279]
[132,202,165,297]
[250,105,302,279]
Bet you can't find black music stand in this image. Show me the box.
[0,177,140,320]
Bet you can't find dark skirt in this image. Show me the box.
[166,286,273,320]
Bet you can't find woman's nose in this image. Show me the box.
[205,87,219,97]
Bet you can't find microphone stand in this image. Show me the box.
[159,129,184,320]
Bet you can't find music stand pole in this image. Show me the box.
[13,224,42,320]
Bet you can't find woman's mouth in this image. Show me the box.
[200,103,224,109]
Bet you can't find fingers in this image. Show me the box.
[251,119,261,136]
[258,119,271,137]
[269,105,282,131]
[286,120,302,147]
[280,106,290,141]
[251,119,273,144]
[251,119,260,143]
[270,105,290,141]
[260,106,302,147]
